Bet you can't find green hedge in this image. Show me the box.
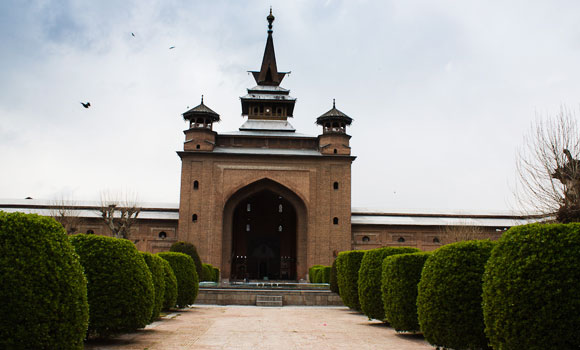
[140,252,166,322]
[212,266,220,282]
[201,263,214,282]
[330,259,339,293]
[382,252,430,332]
[308,265,325,283]
[417,240,495,350]
[170,241,202,280]
[358,247,420,321]
[158,252,199,307]
[336,250,366,310]
[69,234,154,337]
[483,223,580,350]
[0,212,89,350]
[158,257,178,310]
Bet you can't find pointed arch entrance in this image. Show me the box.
[222,179,307,281]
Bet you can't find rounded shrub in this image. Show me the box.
[483,223,580,350]
[69,234,154,337]
[158,252,199,307]
[0,212,89,350]
[170,241,202,280]
[358,247,420,321]
[140,252,166,322]
[382,252,430,332]
[330,259,339,293]
[336,250,366,310]
[158,257,178,310]
[417,240,495,350]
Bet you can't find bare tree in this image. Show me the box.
[440,223,492,244]
[516,107,580,222]
[99,191,141,239]
[49,197,83,235]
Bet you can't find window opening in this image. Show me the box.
[159,231,167,239]
[247,203,251,212]
[278,204,283,213]
[192,214,198,222]
[333,217,339,225]
[362,236,370,242]
[193,180,199,190]
[196,144,200,149]
[86,229,94,234]
[433,237,440,243]
[397,237,405,243]
[246,224,251,232]
[333,149,337,154]
[278,225,283,232]
[333,182,339,190]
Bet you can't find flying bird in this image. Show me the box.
[169,46,175,49]
[81,102,91,108]
[131,32,135,37]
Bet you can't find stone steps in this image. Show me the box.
[256,295,283,306]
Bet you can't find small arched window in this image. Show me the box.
[246,224,251,232]
[192,214,198,222]
[333,182,339,190]
[278,225,283,232]
[193,180,199,190]
[362,236,370,242]
[433,237,440,243]
[247,203,251,212]
[86,229,94,234]
[196,144,200,149]
[333,217,339,225]
[397,237,405,243]
[278,204,283,213]
[333,149,338,154]
[158,231,167,239]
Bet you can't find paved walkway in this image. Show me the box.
[85,305,433,350]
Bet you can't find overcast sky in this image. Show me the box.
[1,1,579,212]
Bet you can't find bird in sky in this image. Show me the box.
[131,32,135,37]
[81,102,91,108]
[169,46,175,49]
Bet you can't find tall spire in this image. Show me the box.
[250,8,288,86]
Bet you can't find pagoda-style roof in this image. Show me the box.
[182,96,220,122]
[316,100,353,125]
[248,9,289,87]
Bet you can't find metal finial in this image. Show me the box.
[201,95,204,104]
[267,7,275,32]
[333,99,336,108]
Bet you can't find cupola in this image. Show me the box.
[182,96,219,151]
[316,100,353,155]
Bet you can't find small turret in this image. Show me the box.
[316,100,353,155]
[182,96,220,151]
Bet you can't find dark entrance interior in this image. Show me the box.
[231,190,296,280]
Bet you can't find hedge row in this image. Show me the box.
[201,263,220,282]
[158,252,199,307]
[170,241,203,281]
[333,223,580,350]
[308,265,331,283]
[0,212,89,350]
[358,247,420,321]
[329,259,339,293]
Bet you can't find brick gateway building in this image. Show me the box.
[0,11,532,281]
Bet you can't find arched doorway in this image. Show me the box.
[231,190,296,280]
[222,178,307,281]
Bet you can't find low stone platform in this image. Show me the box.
[196,282,343,306]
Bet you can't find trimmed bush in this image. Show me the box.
[309,264,325,283]
[417,240,495,350]
[170,241,202,280]
[201,263,214,282]
[212,266,220,282]
[336,250,366,310]
[382,252,430,332]
[330,259,339,293]
[0,212,89,350]
[69,234,154,337]
[358,247,420,321]
[158,252,199,307]
[159,257,178,310]
[140,252,166,322]
[483,223,580,350]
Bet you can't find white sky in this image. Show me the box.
[1,1,580,212]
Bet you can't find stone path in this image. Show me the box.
[85,305,433,350]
